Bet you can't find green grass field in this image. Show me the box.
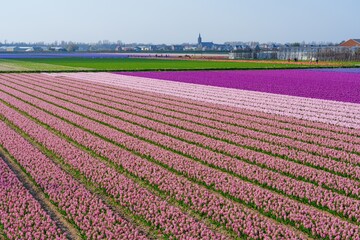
[0,58,359,72]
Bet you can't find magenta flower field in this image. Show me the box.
[117,69,360,103]
[1,70,360,239]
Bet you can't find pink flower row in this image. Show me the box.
[1,93,306,239]
[49,72,360,118]
[7,74,359,205]
[1,79,359,238]
[42,73,360,143]
[0,103,226,239]
[18,74,360,164]
[20,78,360,211]
[113,76,359,119]
[109,74,360,125]
[43,72,360,144]
[0,156,66,239]
[48,72,360,129]
[3,78,360,198]
[0,121,147,239]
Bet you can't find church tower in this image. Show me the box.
[198,33,202,45]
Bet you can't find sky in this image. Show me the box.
[1,0,359,44]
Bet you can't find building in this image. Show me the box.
[0,46,34,52]
[340,39,360,47]
[48,47,67,52]
[171,45,184,51]
[230,45,360,61]
[277,47,319,60]
[198,33,214,50]
[0,46,18,52]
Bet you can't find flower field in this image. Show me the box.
[118,69,360,103]
[0,70,360,239]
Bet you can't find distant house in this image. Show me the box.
[0,46,19,52]
[171,45,184,51]
[18,47,35,52]
[0,46,34,52]
[183,45,198,51]
[121,46,137,51]
[138,46,152,51]
[340,39,360,47]
[49,47,67,52]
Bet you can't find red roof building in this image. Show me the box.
[340,39,360,47]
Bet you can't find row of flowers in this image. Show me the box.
[0,121,147,239]
[0,154,66,239]
[3,78,360,198]
[109,74,360,128]
[18,73,360,161]
[112,73,360,119]
[1,77,359,238]
[0,94,300,239]
[115,70,360,104]
[50,72,360,129]
[44,72,360,138]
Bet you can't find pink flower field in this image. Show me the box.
[1,71,360,239]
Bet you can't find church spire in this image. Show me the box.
[198,33,202,45]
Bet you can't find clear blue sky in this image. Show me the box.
[1,0,359,44]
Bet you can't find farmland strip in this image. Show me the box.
[0,121,147,240]
[53,72,360,117]
[110,79,360,121]
[48,72,360,129]
[42,72,360,138]
[109,73,360,118]
[15,74,360,167]
[0,101,307,239]
[4,76,360,224]
[116,70,360,105]
[0,104,227,240]
[1,79,357,217]
[2,78,360,197]
[43,73,360,142]
[7,76,360,194]
[1,79,359,238]
[0,153,68,240]
[0,150,80,240]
